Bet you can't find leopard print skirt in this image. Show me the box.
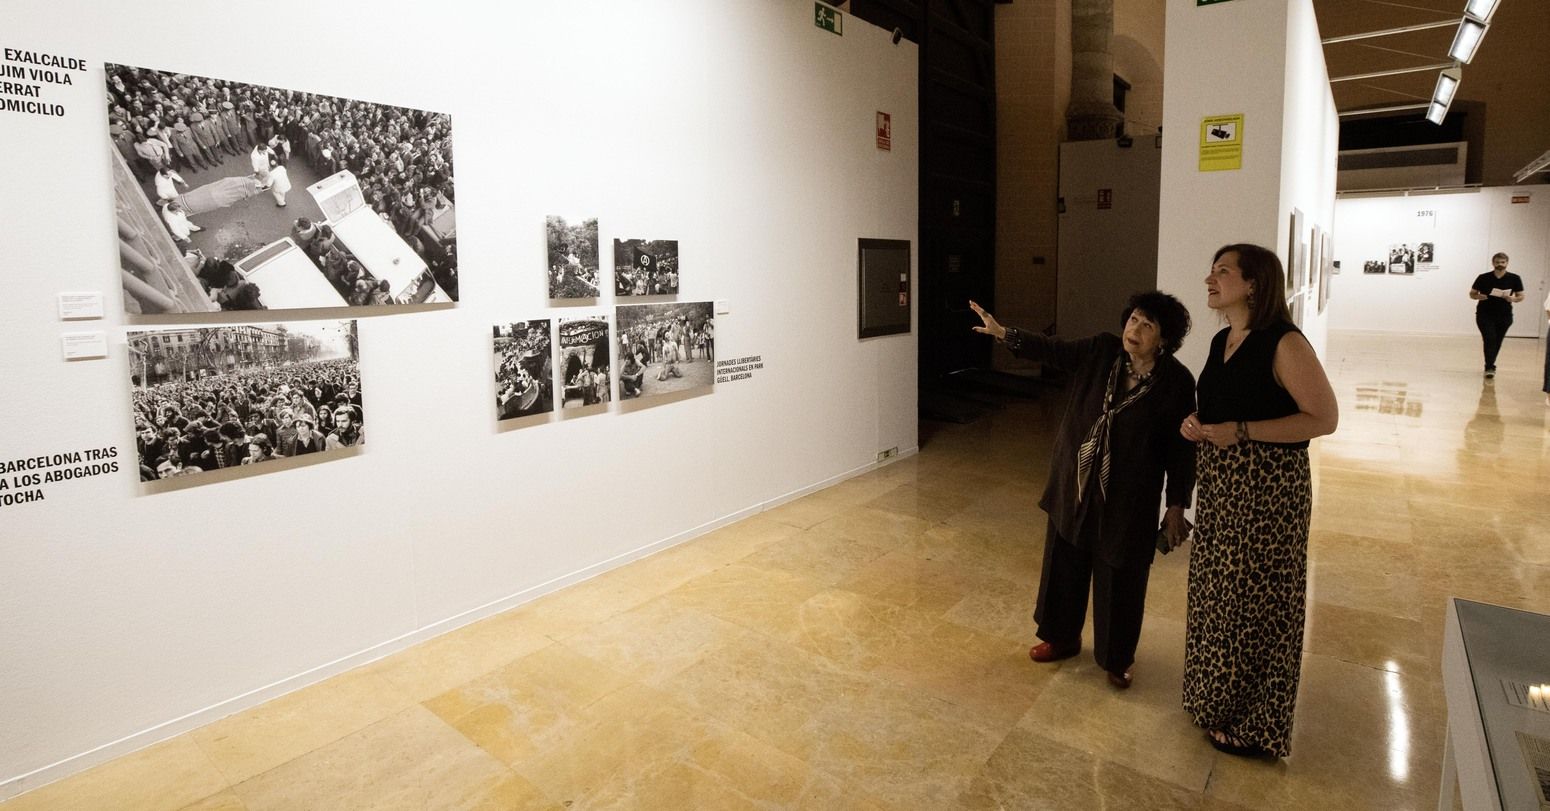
[1182,440,1311,757]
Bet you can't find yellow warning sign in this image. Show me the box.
[1199,114,1244,172]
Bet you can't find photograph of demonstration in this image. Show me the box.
[613,238,680,296]
[107,62,457,314]
[127,321,363,483]
[547,215,600,299]
[614,301,714,401]
[494,320,554,421]
[557,317,611,409]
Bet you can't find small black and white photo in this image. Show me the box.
[547,215,600,299]
[1363,260,1386,275]
[127,321,363,484]
[614,238,680,296]
[107,62,458,315]
[615,301,715,401]
[557,317,612,409]
[494,320,553,421]
[1387,243,1416,274]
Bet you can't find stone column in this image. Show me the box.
[1067,0,1123,140]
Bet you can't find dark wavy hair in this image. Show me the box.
[1121,290,1191,356]
[1214,243,1292,330]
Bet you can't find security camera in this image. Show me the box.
[892,27,903,45]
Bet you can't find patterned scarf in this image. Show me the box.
[1074,354,1156,507]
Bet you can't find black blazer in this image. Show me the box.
[1008,330,1196,567]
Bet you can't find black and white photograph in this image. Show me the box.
[107,62,458,315]
[127,321,363,483]
[1416,241,1437,270]
[613,238,680,296]
[547,215,600,299]
[1387,243,1416,274]
[1363,260,1387,275]
[615,302,715,401]
[494,320,553,421]
[557,317,612,409]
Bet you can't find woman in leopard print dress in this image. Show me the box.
[1178,244,1338,758]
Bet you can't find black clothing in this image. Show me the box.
[1471,271,1523,319]
[1005,330,1197,569]
[1197,322,1307,449]
[1478,311,1513,369]
[1034,520,1152,672]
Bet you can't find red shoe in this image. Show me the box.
[1106,669,1133,689]
[1028,641,1080,663]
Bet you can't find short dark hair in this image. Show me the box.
[1213,243,1292,330]
[1492,251,1509,262]
[1121,290,1192,356]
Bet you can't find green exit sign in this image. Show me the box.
[815,2,843,35]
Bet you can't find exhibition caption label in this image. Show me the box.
[0,47,86,118]
[716,355,764,384]
[0,447,120,508]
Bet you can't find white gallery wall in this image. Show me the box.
[0,0,919,797]
[1331,189,1550,337]
[1156,0,1338,374]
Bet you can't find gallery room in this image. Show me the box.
[0,0,1546,808]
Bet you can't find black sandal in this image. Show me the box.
[1206,729,1269,758]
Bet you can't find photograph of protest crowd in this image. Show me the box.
[614,302,714,401]
[547,215,600,299]
[107,62,457,315]
[128,321,363,483]
[557,317,611,409]
[494,320,553,420]
[613,239,680,296]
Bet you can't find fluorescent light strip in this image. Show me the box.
[1464,0,1500,23]
[1426,101,1449,125]
[1449,17,1488,63]
[1434,71,1460,106]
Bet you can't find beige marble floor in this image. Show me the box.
[5,331,1546,810]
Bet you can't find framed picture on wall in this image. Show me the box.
[1287,208,1304,299]
[494,320,554,421]
[106,62,458,316]
[1318,231,1333,314]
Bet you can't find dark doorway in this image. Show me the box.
[852,0,998,386]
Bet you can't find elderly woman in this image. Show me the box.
[1179,244,1338,758]
[971,292,1197,688]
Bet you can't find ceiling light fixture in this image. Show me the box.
[1449,16,1488,63]
[1513,149,1550,184]
[1425,67,1462,125]
[1463,0,1501,24]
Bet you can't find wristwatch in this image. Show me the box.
[1235,420,1249,443]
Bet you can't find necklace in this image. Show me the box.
[1123,356,1154,382]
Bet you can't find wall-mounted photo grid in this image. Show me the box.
[557,317,612,409]
[128,321,362,482]
[616,302,715,401]
[107,62,457,315]
[494,320,553,420]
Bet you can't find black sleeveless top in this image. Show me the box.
[1197,321,1307,449]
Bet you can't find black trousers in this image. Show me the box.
[1033,520,1152,673]
[1476,310,1512,368]
[1543,326,1550,394]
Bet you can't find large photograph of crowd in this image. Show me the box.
[615,302,714,401]
[558,317,611,409]
[129,321,363,482]
[613,238,680,296]
[108,63,458,315]
[494,320,554,420]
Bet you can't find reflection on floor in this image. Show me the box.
[4,331,1546,810]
